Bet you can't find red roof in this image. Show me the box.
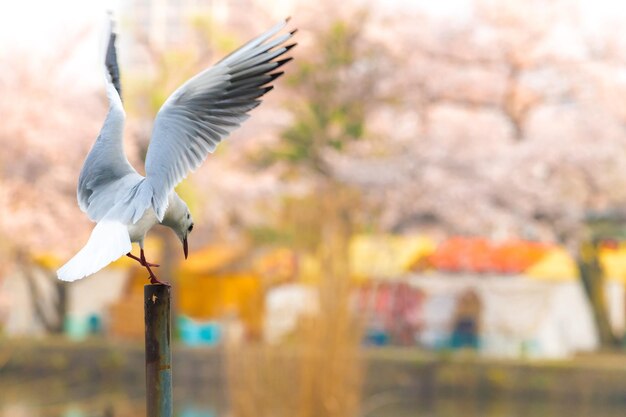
[428,237,553,274]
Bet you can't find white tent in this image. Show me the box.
[408,273,601,358]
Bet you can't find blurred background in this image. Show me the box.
[3,0,626,416]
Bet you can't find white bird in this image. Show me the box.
[57,17,296,285]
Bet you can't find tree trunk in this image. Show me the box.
[577,240,620,348]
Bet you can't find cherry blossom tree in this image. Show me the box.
[0,33,105,330]
[325,0,626,248]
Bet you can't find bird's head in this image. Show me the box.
[162,194,194,259]
[178,208,194,260]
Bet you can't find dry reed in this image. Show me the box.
[226,187,364,417]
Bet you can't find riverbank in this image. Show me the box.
[367,348,626,403]
[2,338,626,406]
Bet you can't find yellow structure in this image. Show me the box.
[178,271,263,337]
[525,248,577,281]
[524,245,626,283]
[600,246,626,283]
[177,243,279,339]
[349,234,435,280]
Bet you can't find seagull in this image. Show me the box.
[57,18,296,285]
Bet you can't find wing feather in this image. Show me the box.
[57,220,132,282]
[77,19,140,222]
[143,18,296,220]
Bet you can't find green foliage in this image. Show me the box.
[125,14,239,122]
[175,181,201,215]
[190,14,241,54]
[246,225,296,246]
[258,15,383,178]
[246,195,326,251]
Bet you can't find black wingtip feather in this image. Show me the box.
[290,28,298,36]
[105,31,122,100]
[284,43,297,52]
[274,57,294,70]
[268,71,285,83]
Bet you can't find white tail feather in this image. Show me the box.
[57,220,131,282]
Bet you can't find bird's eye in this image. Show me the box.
[188,224,194,232]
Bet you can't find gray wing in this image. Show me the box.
[77,21,141,222]
[143,18,296,220]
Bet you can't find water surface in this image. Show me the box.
[2,392,625,417]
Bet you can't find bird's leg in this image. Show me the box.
[140,249,169,286]
[140,249,160,267]
[126,252,143,264]
[126,250,168,285]
[144,263,170,286]
[126,251,159,267]
[126,249,170,285]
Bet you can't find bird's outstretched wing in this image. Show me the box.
[58,19,138,282]
[77,19,140,222]
[142,18,296,220]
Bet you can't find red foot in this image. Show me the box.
[126,250,169,286]
[149,275,171,286]
[144,262,168,286]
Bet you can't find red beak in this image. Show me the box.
[183,237,188,259]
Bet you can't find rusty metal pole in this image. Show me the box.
[145,284,173,417]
